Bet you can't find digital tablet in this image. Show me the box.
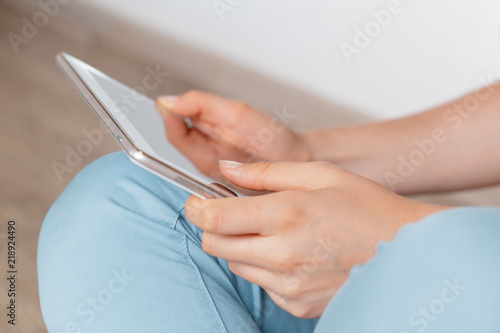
[56,52,237,199]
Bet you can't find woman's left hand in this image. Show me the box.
[184,160,447,319]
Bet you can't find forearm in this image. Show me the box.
[304,83,500,194]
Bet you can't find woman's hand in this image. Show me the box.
[155,91,312,180]
[184,160,447,319]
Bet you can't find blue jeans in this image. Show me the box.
[38,152,500,332]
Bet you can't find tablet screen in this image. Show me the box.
[64,55,212,185]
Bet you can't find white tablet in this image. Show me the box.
[56,52,237,199]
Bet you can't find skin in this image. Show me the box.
[154,84,500,318]
[303,83,500,194]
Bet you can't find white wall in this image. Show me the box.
[76,0,500,120]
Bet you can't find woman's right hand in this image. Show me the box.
[155,90,312,180]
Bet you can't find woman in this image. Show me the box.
[38,83,500,332]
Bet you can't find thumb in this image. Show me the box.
[218,160,338,192]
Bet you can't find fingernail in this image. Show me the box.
[219,160,243,169]
[187,196,206,212]
[157,95,178,110]
[155,103,169,117]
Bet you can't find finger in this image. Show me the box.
[157,90,244,127]
[227,261,281,292]
[203,233,283,271]
[202,233,260,264]
[219,160,340,192]
[164,111,205,151]
[185,192,304,235]
[162,112,219,174]
[264,288,289,309]
[157,91,272,151]
[226,262,294,308]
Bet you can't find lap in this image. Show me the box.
[38,152,317,332]
[39,152,500,333]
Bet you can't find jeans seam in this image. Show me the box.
[166,197,186,230]
[181,231,228,333]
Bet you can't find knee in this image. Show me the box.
[37,152,192,329]
[42,151,190,231]
[38,152,191,260]
[62,151,187,207]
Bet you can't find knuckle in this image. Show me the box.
[230,100,249,112]
[312,160,335,173]
[281,274,303,299]
[183,89,204,100]
[165,126,174,138]
[287,304,314,319]
[256,161,273,178]
[249,161,274,189]
[197,160,215,177]
[228,100,255,126]
[227,261,241,276]
[276,192,307,228]
[311,161,344,186]
[165,126,180,142]
[273,250,294,272]
[288,192,307,216]
[184,196,203,221]
[266,289,289,308]
[184,207,194,223]
[201,232,214,254]
[199,206,222,232]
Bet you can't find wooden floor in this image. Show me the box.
[0,3,192,332]
[1,2,500,333]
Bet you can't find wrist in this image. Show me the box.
[381,198,452,244]
[301,130,337,162]
[401,201,451,226]
[301,127,380,172]
[301,124,410,190]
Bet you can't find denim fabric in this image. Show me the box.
[314,207,500,333]
[38,152,318,332]
[38,152,500,332]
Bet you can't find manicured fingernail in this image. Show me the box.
[157,95,178,110]
[219,160,243,169]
